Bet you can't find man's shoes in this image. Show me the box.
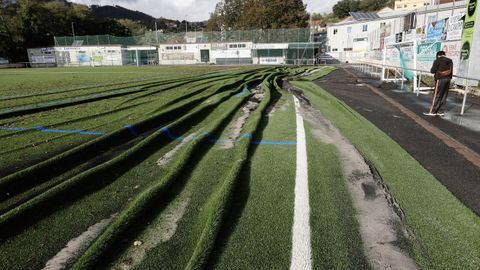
[436,112,445,116]
[423,112,436,116]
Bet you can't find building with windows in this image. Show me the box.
[327,1,467,60]
[394,0,431,10]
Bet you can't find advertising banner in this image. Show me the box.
[417,42,441,62]
[441,40,462,75]
[426,19,446,41]
[446,13,465,41]
[458,0,479,83]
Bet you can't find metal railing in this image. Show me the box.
[348,62,480,115]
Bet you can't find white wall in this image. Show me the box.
[54,46,123,67]
[327,1,467,55]
[159,43,211,65]
[210,42,253,64]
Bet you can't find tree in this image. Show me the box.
[116,19,147,36]
[0,0,132,61]
[332,0,360,19]
[207,0,309,30]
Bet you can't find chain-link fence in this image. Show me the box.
[54,28,312,46]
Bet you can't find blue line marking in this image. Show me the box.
[0,126,28,131]
[235,87,250,98]
[0,125,296,145]
[161,127,295,145]
[125,125,139,137]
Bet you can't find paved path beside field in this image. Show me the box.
[316,68,480,216]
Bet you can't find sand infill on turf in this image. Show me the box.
[43,214,117,270]
[157,132,197,167]
[114,197,190,270]
[222,86,265,149]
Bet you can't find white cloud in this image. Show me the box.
[69,0,337,21]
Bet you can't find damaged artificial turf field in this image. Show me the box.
[0,66,478,270]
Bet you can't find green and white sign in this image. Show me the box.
[458,0,479,82]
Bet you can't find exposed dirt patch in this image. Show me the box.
[156,132,198,167]
[222,85,265,149]
[43,214,117,270]
[289,87,419,270]
[114,197,190,270]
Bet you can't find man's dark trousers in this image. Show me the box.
[431,78,450,113]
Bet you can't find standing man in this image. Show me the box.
[424,51,453,116]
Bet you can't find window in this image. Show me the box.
[397,5,402,8]
[404,4,407,7]
[353,37,367,42]
[362,25,368,32]
[333,29,338,35]
[332,48,338,51]
[347,27,352,33]
[343,48,353,51]
[228,43,247,49]
[166,46,182,51]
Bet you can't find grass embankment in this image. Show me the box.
[304,122,370,269]
[291,80,480,270]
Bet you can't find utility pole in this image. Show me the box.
[155,21,159,44]
[71,22,75,39]
[185,14,189,34]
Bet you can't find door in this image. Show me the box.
[200,49,210,63]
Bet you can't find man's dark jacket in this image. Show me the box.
[430,56,453,80]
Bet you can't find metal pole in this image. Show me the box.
[461,82,469,115]
[413,37,418,95]
[401,69,404,90]
[136,49,139,67]
[71,22,75,39]
[155,21,159,44]
[382,46,387,81]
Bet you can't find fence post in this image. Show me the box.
[382,46,386,81]
[401,69,404,90]
[461,81,469,115]
[413,37,418,95]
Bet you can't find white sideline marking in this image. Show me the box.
[290,96,312,270]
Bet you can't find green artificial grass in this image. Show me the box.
[0,70,257,270]
[305,122,371,269]
[291,80,480,270]
[70,82,253,269]
[0,66,248,97]
[301,66,337,81]
[210,86,296,269]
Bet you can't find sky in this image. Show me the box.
[69,0,338,21]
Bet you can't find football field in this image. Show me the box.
[0,66,478,270]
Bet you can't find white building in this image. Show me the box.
[159,43,211,65]
[27,45,158,67]
[210,42,253,65]
[327,1,467,61]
